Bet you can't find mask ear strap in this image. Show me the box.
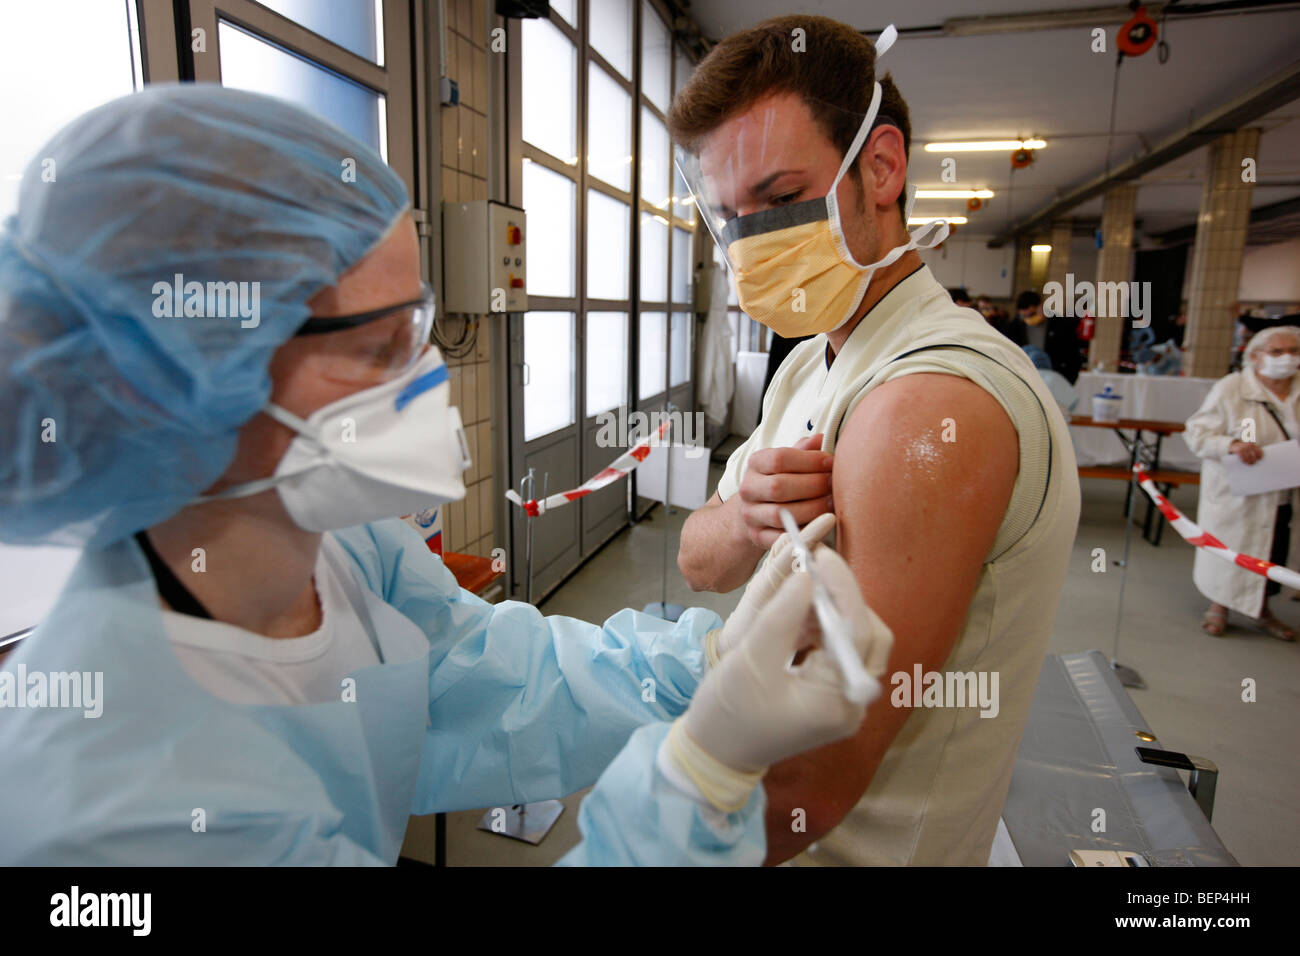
[261,402,313,434]
[194,474,285,504]
[190,403,323,505]
[904,183,917,223]
[831,81,882,191]
[874,24,898,57]
[829,24,899,191]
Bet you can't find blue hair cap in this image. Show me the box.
[0,84,410,547]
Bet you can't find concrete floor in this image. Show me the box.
[402,444,1300,866]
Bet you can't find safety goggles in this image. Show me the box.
[294,282,436,383]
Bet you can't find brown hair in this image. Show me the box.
[668,16,911,220]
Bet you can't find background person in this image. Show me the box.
[979,294,1026,345]
[1184,325,1300,641]
[1018,289,1082,383]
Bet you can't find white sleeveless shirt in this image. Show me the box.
[717,265,1081,865]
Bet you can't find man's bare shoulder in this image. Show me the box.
[834,372,1019,507]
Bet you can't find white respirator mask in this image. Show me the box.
[1258,353,1300,381]
[197,347,472,531]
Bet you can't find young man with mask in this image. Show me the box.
[673,16,1081,865]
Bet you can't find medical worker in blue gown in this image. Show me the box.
[0,86,892,865]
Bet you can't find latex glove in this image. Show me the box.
[669,548,894,812]
[704,511,837,666]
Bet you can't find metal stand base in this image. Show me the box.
[477,800,565,845]
[1109,471,1147,691]
[643,601,685,621]
[1110,659,1146,689]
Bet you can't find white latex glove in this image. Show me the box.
[669,547,894,812]
[705,511,837,666]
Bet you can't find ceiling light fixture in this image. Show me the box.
[913,189,995,199]
[924,139,1047,152]
[944,6,1148,37]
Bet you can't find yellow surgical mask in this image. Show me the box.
[724,183,946,338]
[681,25,949,338]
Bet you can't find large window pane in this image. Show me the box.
[641,2,671,112]
[671,311,691,386]
[639,311,667,400]
[672,161,696,225]
[590,0,632,79]
[524,311,575,441]
[640,108,670,211]
[587,190,630,300]
[672,226,692,305]
[550,0,577,28]
[1,0,140,218]
[639,212,668,302]
[587,63,630,191]
[219,22,386,156]
[522,17,576,164]
[257,0,383,64]
[523,161,576,297]
[586,311,628,416]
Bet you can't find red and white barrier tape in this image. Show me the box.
[505,419,673,517]
[1134,465,1300,589]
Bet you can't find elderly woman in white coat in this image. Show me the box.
[1184,326,1300,640]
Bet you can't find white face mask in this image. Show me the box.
[199,347,471,531]
[1258,353,1300,381]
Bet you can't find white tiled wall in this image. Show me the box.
[439,0,496,560]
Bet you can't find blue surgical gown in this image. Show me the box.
[0,518,766,865]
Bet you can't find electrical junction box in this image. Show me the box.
[442,200,527,314]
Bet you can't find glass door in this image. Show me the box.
[505,0,697,599]
[506,6,585,600]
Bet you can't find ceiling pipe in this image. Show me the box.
[943,4,1167,37]
[866,1,1300,41]
[1152,194,1300,243]
[986,57,1300,247]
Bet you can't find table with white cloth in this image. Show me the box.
[1070,372,1219,470]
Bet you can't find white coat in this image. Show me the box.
[1183,365,1300,617]
[696,263,734,429]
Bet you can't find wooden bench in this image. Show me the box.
[1078,466,1200,486]
[1078,466,1200,545]
[440,551,505,602]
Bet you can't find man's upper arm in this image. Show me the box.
[763,372,1019,837]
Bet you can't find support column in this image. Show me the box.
[1046,220,1072,289]
[1184,128,1261,378]
[1088,183,1138,371]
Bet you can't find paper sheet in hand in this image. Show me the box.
[1221,439,1300,496]
[638,443,710,510]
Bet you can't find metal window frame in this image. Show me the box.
[184,0,417,199]
[501,0,709,586]
[135,0,181,82]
